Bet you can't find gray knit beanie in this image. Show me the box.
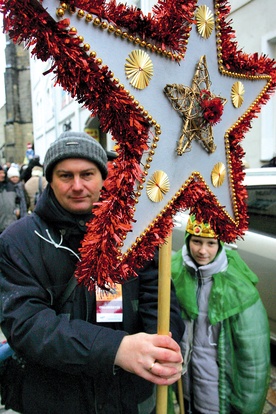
[44,131,108,182]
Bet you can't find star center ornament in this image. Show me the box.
[164,55,227,155]
[1,0,276,289]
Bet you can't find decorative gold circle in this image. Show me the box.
[195,5,214,38]
[85,13,93,22]
[70,27,77,35]
[231,81,245,108]
[211,162,226,187]
[83,43,90,51]
[146,171,170,203]
[77,9,85,18]
[93,18,101,26]
[125,50,153,90]
[56,8,65,17]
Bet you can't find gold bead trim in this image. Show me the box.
[56,2,188,62]
[213,0,272,231]
[214,1,272,84]
[118,171,237,260]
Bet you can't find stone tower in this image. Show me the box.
[4,37,33,165]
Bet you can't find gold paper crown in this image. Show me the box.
[186,215,217,238]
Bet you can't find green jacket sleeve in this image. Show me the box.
[223,298,270,414]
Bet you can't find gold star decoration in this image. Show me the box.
[164,55,227,155]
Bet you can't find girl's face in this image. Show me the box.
[9,176,20,184]
[189,235,219,266]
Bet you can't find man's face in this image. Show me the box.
[189,235,219,266]
[0,170,5,182]
[50,158,104,214]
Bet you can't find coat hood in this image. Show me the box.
[171,247,260,325]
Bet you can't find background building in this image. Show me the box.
[0,104,5,164]
[229,0,276,167]
[2,38,33,165]
[30,56,110,162]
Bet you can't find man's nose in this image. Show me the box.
[72,177,83,190]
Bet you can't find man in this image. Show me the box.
[0,132,184,414]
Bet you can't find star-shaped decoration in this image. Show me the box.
[2,0,275,289]
[164,55,226,155]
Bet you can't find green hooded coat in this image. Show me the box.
[170,246,270,414]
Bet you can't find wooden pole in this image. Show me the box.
[178,377,185,414]
[156,234,172,414]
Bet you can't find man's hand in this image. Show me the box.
[114,333,183,385]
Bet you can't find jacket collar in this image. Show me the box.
[172,247,259,325]
[182,245,228,279]
[34,184,93,237]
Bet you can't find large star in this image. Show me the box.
[2,0,275,288]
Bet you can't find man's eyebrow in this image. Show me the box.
[55,167,97,173]
[55,168,72,174]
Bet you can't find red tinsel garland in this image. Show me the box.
[1,0,276,289]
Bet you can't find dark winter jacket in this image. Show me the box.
[0,181,18,233]
[0,185,184,414]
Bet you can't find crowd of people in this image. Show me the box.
[0,132,270,414]
[0,155,47,235]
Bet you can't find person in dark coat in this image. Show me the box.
[0,131,184,414]
[6,166,29,217]
[0,165,28,233]
[20,155,43,183]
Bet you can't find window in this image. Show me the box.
[246,185,276,237]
